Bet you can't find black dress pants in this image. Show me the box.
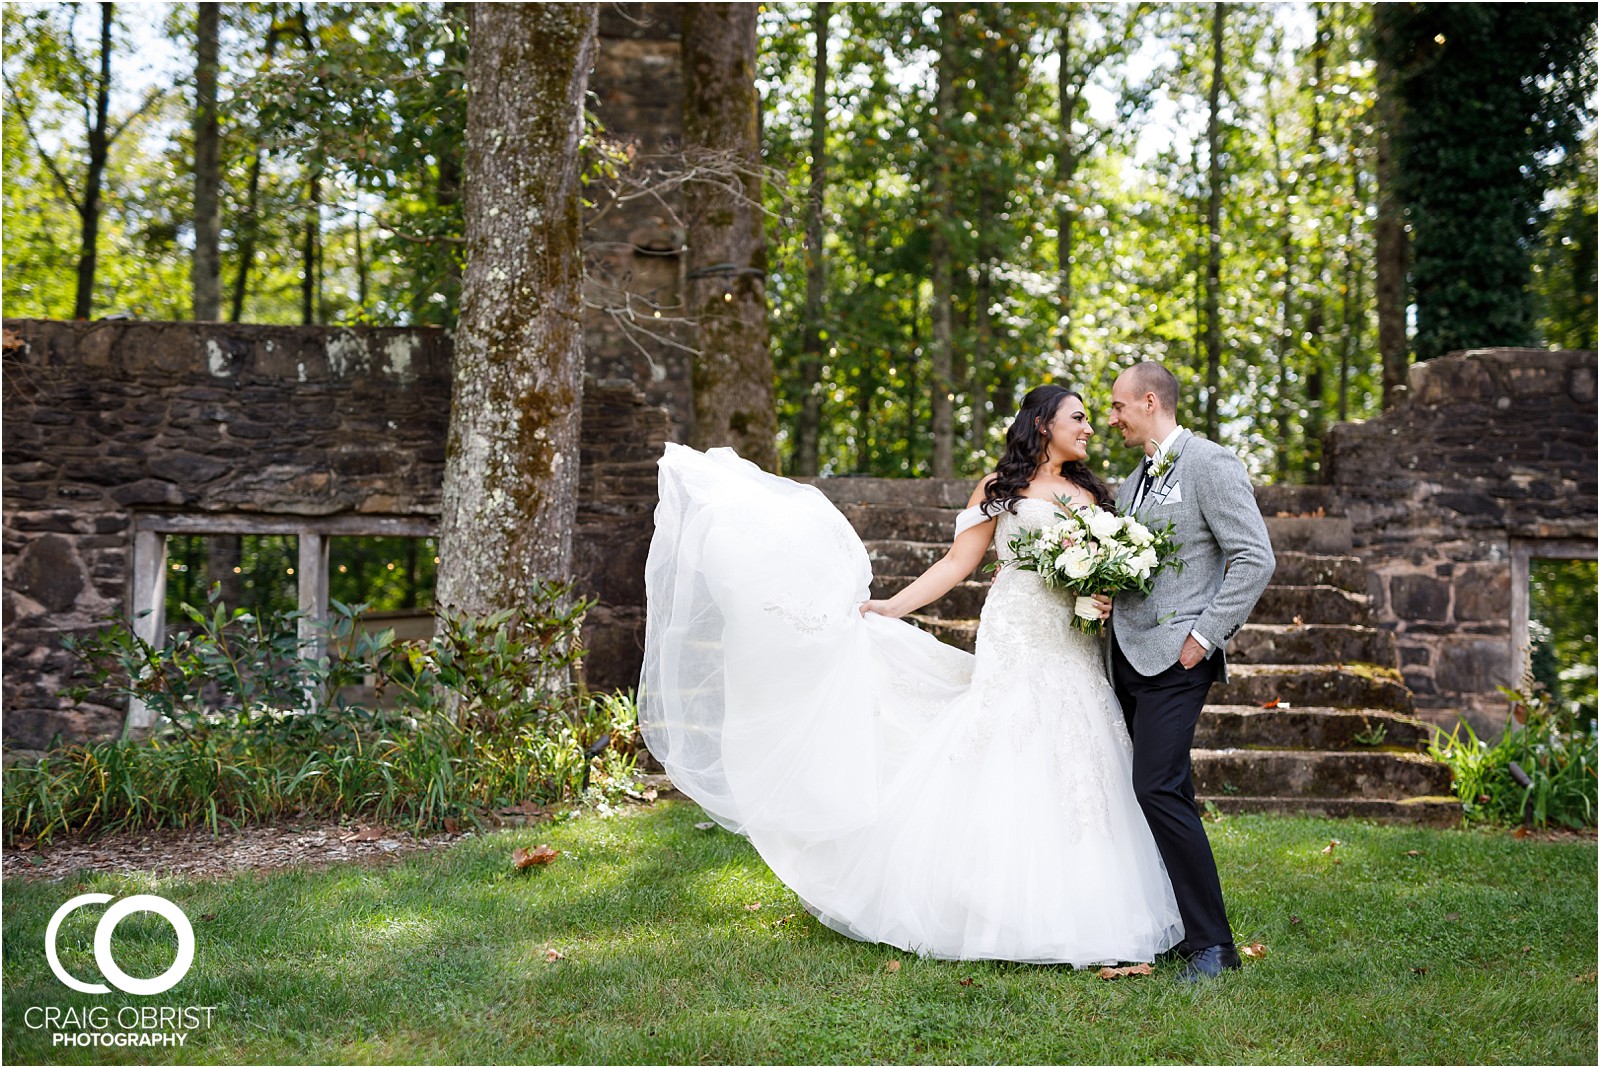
[1110,638,1233,951]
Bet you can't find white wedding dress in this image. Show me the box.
[640,443,1183,965]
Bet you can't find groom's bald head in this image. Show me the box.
[1119,362,1179,415]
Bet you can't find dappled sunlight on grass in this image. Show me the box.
[3,804,1594,1065]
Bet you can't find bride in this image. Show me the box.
[640,384,1182,965]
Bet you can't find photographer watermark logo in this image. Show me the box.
[29,893,217,1050]
[46,893,195,995]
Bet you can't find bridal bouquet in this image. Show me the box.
[1002,501,1183,634]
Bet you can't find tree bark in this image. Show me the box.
[928,5,958,479]
[435,2,598,615]
[1373,7,1408,408]
[1056,3,1082,370]
[192,1,222,320]
[682,3,780,472]
[1202,2,1224,440]
[793,1,830,476]
[231,7,283,322]
[74,2,114,320]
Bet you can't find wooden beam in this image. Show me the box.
[126,530,167,734]
[132,513,438,537]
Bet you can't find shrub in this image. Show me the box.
[2,583,641,844]
[1429,682,1598,830]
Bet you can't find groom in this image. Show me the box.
[1106,362,1275,982]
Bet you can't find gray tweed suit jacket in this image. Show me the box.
[1107,429,1275,683]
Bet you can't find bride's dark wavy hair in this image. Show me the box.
[980,384,1114,515]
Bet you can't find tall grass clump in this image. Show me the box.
[1429,681,1598,829]
[2,582,641,844]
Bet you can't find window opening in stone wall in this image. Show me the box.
[164,534,300,617]
[330,535,439,649]
[1528,558,1598,726]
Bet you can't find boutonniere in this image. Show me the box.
[1148,445,1181,483]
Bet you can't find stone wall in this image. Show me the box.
[1324,348,1598,733]
[1,320,668,749]
[584,2,693,443]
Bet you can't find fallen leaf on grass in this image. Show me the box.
[499,800,549,818]
[1097,964,1152,980]
[745,902,763,911]
[1512,827,1531,839]
[443,817,463,835]
[1404,849,1422,856]
[1411,966,1428,975]
[885,960,902,974]
[1241,942,1267,959]
[1444,911,1461,922]
[341,826,385,843]
[693,821,716,831]
[1521,945,1533,954]
[958,978,976,987]
[513,845,560,870]
[545,947,566,963]
[1289,915,1302,927]
[1573,971,1597,984]
[1320,839,1340,854]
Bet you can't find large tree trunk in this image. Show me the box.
[793,1,830,476]
[1202,3,1224,440]
[74,2,114,320]
[928,6,958,479]
[682,3,779,472]
[435,3,598,615]
[1373,8,1408,408]
[192,1,222,320]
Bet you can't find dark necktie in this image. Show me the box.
[1133,456,1154,508]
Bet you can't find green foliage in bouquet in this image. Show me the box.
[3,583,642,844]
[991,498,1184,632]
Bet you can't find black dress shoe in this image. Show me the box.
[1176,943,1242,982]
[1155,940,1194,964]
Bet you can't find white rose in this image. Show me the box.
[1055,545,1094,580]
[1086,509,1122,541]
[1125,520,1153,546]
[1132,547,1159,575]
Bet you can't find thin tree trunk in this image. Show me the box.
[1202,3,1224,440]
[435,1,468,317]
[682,2,780,472]
[435,2,598,614]
[75,2,114,320]
[1374,8,1408,407]
[1339,153,1360,422]
[1056,3,1082,369]
[856,354,873,474]
[1302,5,1331,474]
[192,1,222,320]
[1267,78,1295,480]
[301,170,320,324]
[229,9,279,322]
[354,209,368,306]
[794,1,830,476]
[928,6,958,479]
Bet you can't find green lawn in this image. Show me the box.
[3,802,1595,1065]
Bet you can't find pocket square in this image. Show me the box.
[1155,481,1182,505]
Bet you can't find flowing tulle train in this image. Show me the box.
[640,443,1183,964]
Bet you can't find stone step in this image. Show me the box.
[864,539,994,580]
[1191,748,1453,800]
[1196,704,1435,750]
[803,476,975,509]
[872,577,989,620]
[836,503,960,544]
[1270,552,1368,593]
[1229,623,1398,667]
[1254,483,1339,518]
[1252,584,1373,626]
[1208,664,1414,714]
[1265,515,1353,554]
[907,615,978,653]
[1194,794,1461,827]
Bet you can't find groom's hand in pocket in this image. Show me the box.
[1178,634,1208,669]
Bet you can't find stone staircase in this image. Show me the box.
[805,477,1460,826]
